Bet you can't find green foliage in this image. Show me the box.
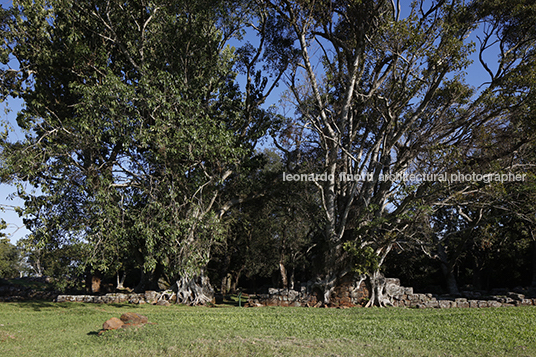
[343,242,380,276]
[1,0,536,294]
[0,0,270,290]
[0,236,20,279]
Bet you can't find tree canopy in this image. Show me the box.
[1,0,536,304]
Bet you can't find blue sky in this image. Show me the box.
[1,96,31,243]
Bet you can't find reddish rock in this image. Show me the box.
[103,317,124,331]
[120,312,148,326]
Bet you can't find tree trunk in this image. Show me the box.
[231,267,244,294]
[219,246,232,294]
[116,271,127,290]
[437,241,460,295]
[175,272,214,305]
[311,271,338,305]
[134,264,163,292]
[472,257,483,290]
[444,268,460,296]
[289,268,295,290]
[279,258,288,289]
[221,273,232,295]
[365,270,393,307]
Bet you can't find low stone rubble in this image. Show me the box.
[23,277,536,309]
[246,278,536,308]
[55,290,171,305]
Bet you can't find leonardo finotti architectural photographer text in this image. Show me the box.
[282,172,527,183]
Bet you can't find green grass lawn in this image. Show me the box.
[0,302,535,356]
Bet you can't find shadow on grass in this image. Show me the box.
[11,298,246,311]
[213,294,251,307]
[14,300,139,311]
[15,300,73,311]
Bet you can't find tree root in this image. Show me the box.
[175,274,214,305]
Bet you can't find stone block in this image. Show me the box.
[385,279,402,297]
[266,297,279,307]
[288,290,299,301]
[409,301,421,308]
[469,300,479,308]
[508,292,525,301]
[128,296,140,304]
[457,301,469,308]
[520,299,533,306]
[385,278,400,286]
[395,300,406,307]
[426,301,439,308]
[145,291,160,303]
[438,300,452,309]
[488,301,502,308]
[477,300,488,308]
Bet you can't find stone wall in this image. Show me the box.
[246,277,536,308]
[246,274,371,307]
[392,289,536,308]
[6,274,531,308]
[55,290,174,305]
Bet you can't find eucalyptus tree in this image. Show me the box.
[0,0,285,303]
[266,0,536,305]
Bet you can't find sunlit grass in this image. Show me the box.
[0,302,535,356]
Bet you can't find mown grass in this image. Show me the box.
[0,301,535,356]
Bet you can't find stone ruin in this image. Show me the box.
[246,273,371,307]
[46,274,536,309]
[246,275,536,308]
[56,290,175,305]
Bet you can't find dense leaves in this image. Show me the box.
[1,0,536,302]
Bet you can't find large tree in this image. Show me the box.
[0,0,282,303]
[267,0,536,305]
